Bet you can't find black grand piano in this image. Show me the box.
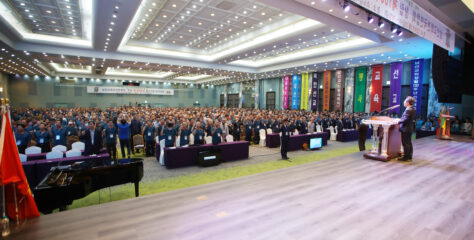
[33,160,144,214]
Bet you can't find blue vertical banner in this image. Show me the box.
[291,74,301,109]
[410,59,424,113]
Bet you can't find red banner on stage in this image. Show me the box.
[323,71,331,111]
[334,70,344,112]
[370,65,383,113]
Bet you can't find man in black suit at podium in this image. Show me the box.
[280,118,291,160]
[398,96,417,161]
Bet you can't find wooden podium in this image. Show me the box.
[362,117,402,161]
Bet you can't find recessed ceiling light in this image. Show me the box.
[253,5,257,9]
[210,13,214,16]
[163,15,167,18]
[55,28,59,32]
[28,14,33,18]
[172,4,176,7]
[66,5,71,9]
[112,14,117,18]
[261,12,266,15]
[51,20,56,23]
[20,3,25,6]
[329,9,333,12]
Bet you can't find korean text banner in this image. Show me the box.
[323,71,331,111]
[291,74,301,109]
[300,73,309,110]
[311,72,319,111]
[411,59,424,113]
[334,70,344,112]
[354,67,367,112]
[87,86,174,95]
[344,68,355,113]
[282,76,290,110]
[370,65,383,113]
[390,62,403,114]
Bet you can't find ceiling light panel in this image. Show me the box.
[7,0,83,38]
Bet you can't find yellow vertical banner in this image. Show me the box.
[300,73,309,110]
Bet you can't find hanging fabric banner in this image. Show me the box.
[370,65,383,113]
[389,62,403,114]
[311,72,319,111]
[354,67,367,112]
[300,73,309,110]
[291,74,301,109]
[287,76,293,109]
[344,68,355,113]
[411,59,424,113]
[322,71,331,111]
[282,76,290,110]
[334,69,344,112]
[365,66,372,113]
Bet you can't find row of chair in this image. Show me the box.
[24,142,85,155]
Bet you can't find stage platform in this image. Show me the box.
[7,136,474,240]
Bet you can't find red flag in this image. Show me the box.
[0,110,39,220]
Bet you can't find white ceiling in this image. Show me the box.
[0,0,446,85]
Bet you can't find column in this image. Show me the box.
[238,82,243,108]
[254,80,259,109]
[223,84,228,108]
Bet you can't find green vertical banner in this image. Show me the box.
[354,67,367,112]
[300,73,309,110]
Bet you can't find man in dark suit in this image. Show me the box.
[398,96,417,161]
[280,118,291,160]
[358,122,368,151]
[80,121,103,156]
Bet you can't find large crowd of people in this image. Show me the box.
[11,106,471,161]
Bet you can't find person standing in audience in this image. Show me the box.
[221,118,229,142]
[15,125,31,154]
[162,121,177,147]
[300,117,308,134]
[211,121,223,145]
[35,124,51,153]
[280,118,291,160]
[50,120,67,147]
[103,120,118,164]
[192,121,205,145]
[244,117,253,143]
[308,117,315,134]
[398,97,417,161]
[118,116,131,159]
[178,122,191,147]
[80,121,103,156]
[232,119,241,141]
[143,120,156,156]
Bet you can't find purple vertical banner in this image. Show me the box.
[389,62,403,114]
[287,76,293,109]
[410,59,424,113]
[311,72,319,111]
[282,76,289,110]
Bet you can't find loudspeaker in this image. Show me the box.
[432,45,463,103]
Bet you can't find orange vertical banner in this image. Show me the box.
[323,71,331,111]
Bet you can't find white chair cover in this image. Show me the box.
[52,145,67,152]
[159,139,165,166]
[25,146,41,154]
[205,136,212,144]
[266,129,273,134]
[226,135,234,142]
[329,126,337,141]
[19,153,27,162]
[46,151,63,160]
[294,129,299,135]
[189,134,194,145]
[316,124,322,133]
[259,129,266,146]
[71,141,85,151]
[176,138,181,147]
[65,149,82,158]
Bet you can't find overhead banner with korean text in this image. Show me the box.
[300,73,309,110]
[390,62,403,114]
[291,74,301,110]
[354,67,367,112]
[351,0,455,52]
[334,69,344,112]
[370,65,383,113]
[282,76,290,110]
[323,71,331,111]
[411,59,424,113]
[344,68,355,113]
[311,72,319,111]
[87,86,174,95]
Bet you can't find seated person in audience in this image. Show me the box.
[192,121,205,145]
[162,121,177,147]
[461,118,472,134]
[178,122,191,147]
[50,120,67,147]
[35,123,51,153]
[416,117,423,130]
[80,121,103,156]
[15,125,31,154]
[451,120,460,134]
[211,121,223,145]
[143,120,156,156]
[103,120,118,163]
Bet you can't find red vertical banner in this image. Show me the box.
[370,65,383,112]
[323,70,331,111]
[334,69,344,112]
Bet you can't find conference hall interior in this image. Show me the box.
[0,0,473,239]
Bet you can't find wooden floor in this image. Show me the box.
[8,136,474,240]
